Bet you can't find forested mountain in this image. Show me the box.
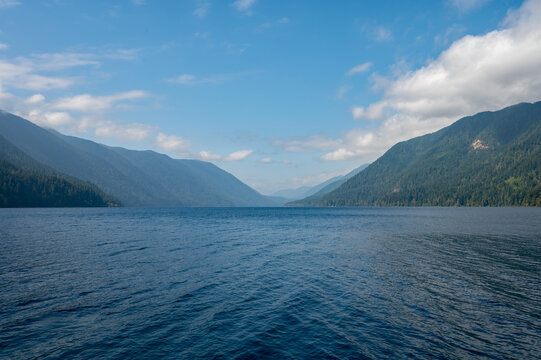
[0,135,120,207]
[0,111,278,207]
[271,164,368,200]
[291,102,541,207]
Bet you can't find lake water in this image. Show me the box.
[0,207,540,359]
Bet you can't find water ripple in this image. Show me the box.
[0,207,540,359]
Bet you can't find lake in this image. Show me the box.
[1,207,540,359]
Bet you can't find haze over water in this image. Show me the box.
[1,207,540,359]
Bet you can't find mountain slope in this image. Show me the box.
[271,164,368,200]
[308,164,369,198]
[0,135,120,207]
[291,102,541,207]
[0,111,276,206]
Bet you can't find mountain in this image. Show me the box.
[0,111,278,207]
[0,135,120,207]
[271,164,368,200]
[291,102,541,207]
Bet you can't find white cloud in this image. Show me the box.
[25,94,45,104]
[346,62,372,76]
[337,85,352,99]
[224,149,253,161]
[95,122,156,141]
[449,0,491,13]
[0,50,139,91]
[168,74,196,85]
[155,133,192,153]
[52,90,148,112]
[176,73,229,85]
[320,0,541,162]
[374,26,393,42]
[168,71,256,85]
[0,0,20,8]
[0,59,74,90]
[198,150,223,161]
[259,157,273,164]
[199,149,253,161]
[194,0,211,18]
[16,101,156,141]
[132,0,145,5]
[272,135,340,152]
[231,0,256,14]
[256,17,291,32]
[19,52,99,71]
[0,43,7,50]
[26,110,73,127]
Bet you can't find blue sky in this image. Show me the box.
[1,0,539,193]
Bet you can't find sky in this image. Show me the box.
[0,0,540,194]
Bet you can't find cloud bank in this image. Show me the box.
[320,0,541,161]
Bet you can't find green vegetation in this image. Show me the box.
[0,112,278,206]
[0,134,120,207]
[0,159,120,207]
[292,102,541,207]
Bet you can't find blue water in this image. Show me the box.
[1,207,540,359]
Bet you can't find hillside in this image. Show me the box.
[0,136,120,207]
[271,164,368,200]
[291,102,541,207]
[0,111,277,207]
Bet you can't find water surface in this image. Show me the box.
[1,207,540,359]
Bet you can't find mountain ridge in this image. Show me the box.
[0,111,278,207]
[290,101,541,207]
[0,134,121,207]
[271,164,368,200]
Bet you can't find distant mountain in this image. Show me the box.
[291,102,541,207]
[271,164,368,200]
[0,111,278,207]
[0,135,120,207]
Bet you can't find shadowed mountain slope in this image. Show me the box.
[0,135,120,207]
[0,111,277,206]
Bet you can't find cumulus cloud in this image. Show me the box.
[198,150,223,161]
[198,149,253,161]
[320,0,541,162]
[155,133,192,153]
[224,149,253,161]
[25,94,45,104]
[0,86,154,143]
[52,90,148,112]
[26,110,73,127]
[346,62,372,76]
